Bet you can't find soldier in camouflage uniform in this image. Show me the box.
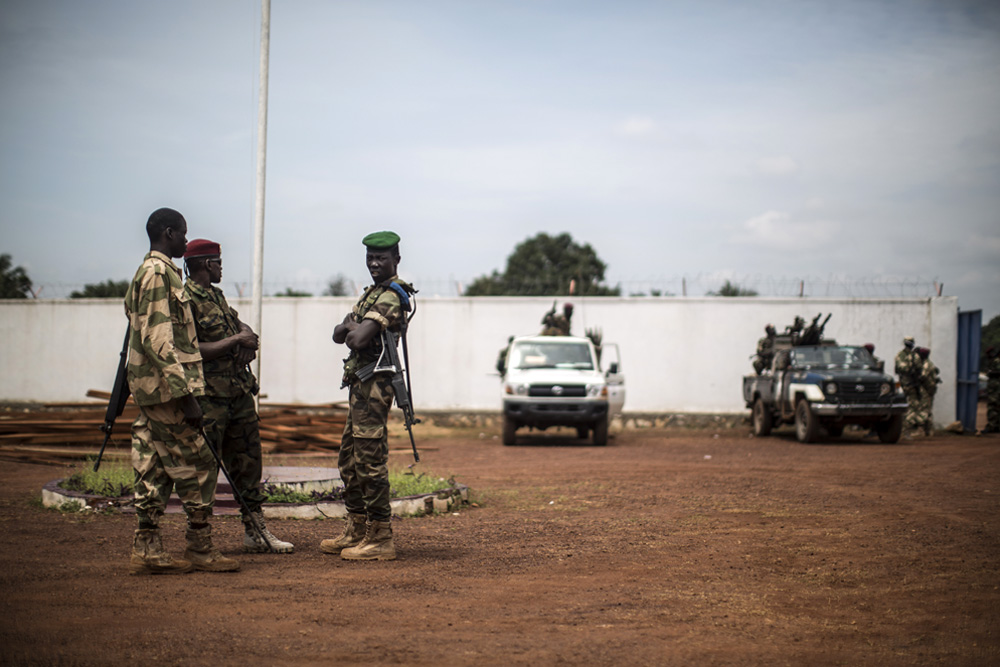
[321,231,415,561]
[914,347,941,435]
[894,336,922,431]
[984,347,1000,434]
[753,324,776,375]
[541,303,573,336]
[183,239,293,554]
[124,208,238,574]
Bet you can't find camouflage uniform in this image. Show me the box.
[753,334,774,375]
[124,251,215,527]
[184,280,265,517]
[894,346,921,430]
[914,357,940,435]
[339,276,412,522]
[984,354,1000,433]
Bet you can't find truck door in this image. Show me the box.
[603,343,626,416]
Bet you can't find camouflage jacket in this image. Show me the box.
[123,251,204,405]
[342,275,413,384]
[920,359,941,396]
[185,280,257,398]
[894,348,919,385]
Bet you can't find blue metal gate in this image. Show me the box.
[956,310,982,432]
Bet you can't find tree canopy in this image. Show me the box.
[982,314,1000,368]
[707,280,758,297]
[464,232,619,296]
[70,279,129,298]
[0,253,33,298]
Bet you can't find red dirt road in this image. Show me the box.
[2,425,999,666]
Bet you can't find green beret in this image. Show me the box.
[362,231,400,249]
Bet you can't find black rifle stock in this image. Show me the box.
[94,327,132,472]
[376,329,420,462]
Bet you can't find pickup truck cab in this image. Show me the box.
[500,335,624,446]
[744,342,907,443]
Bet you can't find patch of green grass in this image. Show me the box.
[59,460,462,505]
[59,461,132,497]
[263,467,460,503]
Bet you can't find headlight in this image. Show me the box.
[824,382,838,395]
[586,384,602,397]
[879,383,891,396]
[504,383,527,395]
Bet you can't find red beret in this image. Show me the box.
[185,239,221,259]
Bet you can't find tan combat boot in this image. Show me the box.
[319,512,367,554]
[340,519,396,561]
[184,524,240,572]
[243,511,294,554]
[130,528,193,575]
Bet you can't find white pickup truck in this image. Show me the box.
[499,335,624,446]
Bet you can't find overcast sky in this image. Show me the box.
[2,0,998,318]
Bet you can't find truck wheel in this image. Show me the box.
[876,414,904,443]
[752,398,773,437]
[502,415,517,446]
[794,400,819,443]
[592,417,609,446]
[576,426,589,439]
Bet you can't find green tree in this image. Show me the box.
[70,279,129,298]
[0,253,33,298]
[464,232,620,296]
[982,314,1000,368]
[707,280,758,297]
[323,274,352,297]
[275,287,313,297]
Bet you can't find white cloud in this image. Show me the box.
[733,210,838,250]
[755,155,799,175]
[614,116,657,137]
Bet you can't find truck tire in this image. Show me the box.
[752,398,773,437]
[794,400,819,443]
[876,414,904,443]
[576,426,589,439]
[502,415,517,446]
[592,416,609,446]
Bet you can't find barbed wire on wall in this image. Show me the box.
[28,275,943,300]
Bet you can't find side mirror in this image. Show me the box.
[607,362,619,374]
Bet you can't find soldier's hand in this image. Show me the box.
[234,330,259,350]
[235,347,256,365]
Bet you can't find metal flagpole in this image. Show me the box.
[251,0,271,397]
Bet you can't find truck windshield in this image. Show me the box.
[791,346,875,370]
[509,341,594,370]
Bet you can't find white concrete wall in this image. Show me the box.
[0,296,959,424]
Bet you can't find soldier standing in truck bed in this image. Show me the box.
[753,325,776,375]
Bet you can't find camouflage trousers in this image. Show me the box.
[902,385,923,430]
[338,376,395,522]
[987,377,1000,431]
[131,398,218,527]
[199,392,266,516]
[908,389,935,433]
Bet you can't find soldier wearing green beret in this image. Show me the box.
[321,231,415,561]
[123,208,238,574]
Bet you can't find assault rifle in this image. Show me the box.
[198,426,275,553]
[356,329,421,462]
[94,327,132,472]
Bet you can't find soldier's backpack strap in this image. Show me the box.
[388,281,413,313]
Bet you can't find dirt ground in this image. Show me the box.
[2,419,999,666]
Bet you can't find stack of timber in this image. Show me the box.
[0,391,348,463]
